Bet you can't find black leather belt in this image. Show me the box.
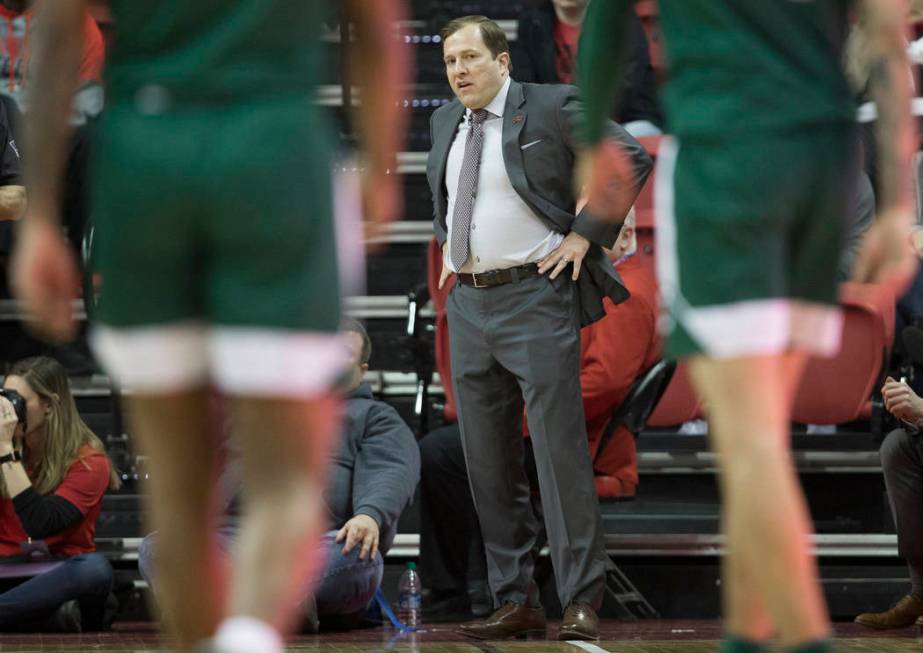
[457,263,540,288]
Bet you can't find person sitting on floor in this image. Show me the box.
[855,375,923,629]
[0,356,120,632]
[139,318,420,631]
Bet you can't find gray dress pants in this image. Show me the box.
[881,427,923,587]
[446,272,607,609]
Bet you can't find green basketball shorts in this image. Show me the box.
[88,96,347,396]
[654,126,857,359]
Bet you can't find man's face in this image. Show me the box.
[340,331,368,394]
[551,0,588,14]
[443,24,509,110]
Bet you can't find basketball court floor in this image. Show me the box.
[0,620,919,652]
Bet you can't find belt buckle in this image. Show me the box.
[471,272,487,288]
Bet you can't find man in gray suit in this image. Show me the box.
[426,15,652,641]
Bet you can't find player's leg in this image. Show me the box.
[224,394,338,631]
[205,102,346,651]
[715,352,809,645]
[125,388,226,649]
[691,353,828,648]
[89,107,230,651]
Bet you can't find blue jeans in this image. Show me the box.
[0,553,114,630]
[139,528,383,618]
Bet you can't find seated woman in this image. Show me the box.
[0,356,120,631]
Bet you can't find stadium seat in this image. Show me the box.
[647,361,703,427]
[791,282,895,425]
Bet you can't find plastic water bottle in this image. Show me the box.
[398,561,423,627]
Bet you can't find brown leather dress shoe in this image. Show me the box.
[855,594,923,629]
[456,603,546,640]
[558,601,599,640]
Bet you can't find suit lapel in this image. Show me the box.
[431,101,466,207]
[502,80,530,199]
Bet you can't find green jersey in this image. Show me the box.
[579,0,856,142]
[103,1,327,105]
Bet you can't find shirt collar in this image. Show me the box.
[465,76,511,121]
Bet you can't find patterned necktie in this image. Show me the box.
[450,108,489,271]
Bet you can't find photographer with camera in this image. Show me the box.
[0,356,120,631]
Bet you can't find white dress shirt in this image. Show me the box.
[444,76,563,273]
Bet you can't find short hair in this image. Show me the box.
[340,317,371,366]
[441,15,511,63]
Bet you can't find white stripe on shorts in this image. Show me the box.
[652,136,843,359]
[92,323,348,397]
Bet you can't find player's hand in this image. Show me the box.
[575,139,634,222]
[336,514,380,561]
[852,208,918,295]
[882,376,923,422]
[361,164,402,251]
[11,219,81,343]
[538,231,591,281]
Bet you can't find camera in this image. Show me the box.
[0,389,26,426]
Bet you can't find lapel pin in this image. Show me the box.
[511,115,524,124]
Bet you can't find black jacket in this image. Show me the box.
[514,2,663,128]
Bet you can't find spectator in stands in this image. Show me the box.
[139,319,420,631]
[0,95,22,224]
[514,0,663,136]
[854,376,923,629]
[573,208,659,495]
[0,356,120,632]
[0,0,105,123]
[0,0,100,303]
[419,212,659,620]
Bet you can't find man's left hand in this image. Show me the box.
[538,232,590,281]
[335,514,380,561]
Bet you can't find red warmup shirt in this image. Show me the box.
[0,445,110,557]
[553,18,582,84]
[578,254,660,489]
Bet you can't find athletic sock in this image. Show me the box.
[787,639,833,653]
[213,616,284,653]
[721,635,768,653]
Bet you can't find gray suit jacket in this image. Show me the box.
[427,80,653,326]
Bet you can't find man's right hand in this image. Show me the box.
[438,242,454,289]
[882,376,923,423]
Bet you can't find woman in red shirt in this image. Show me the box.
[0,356,120,631]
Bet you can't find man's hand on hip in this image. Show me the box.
[336,514,380,561]
[438,241,454,289]
[538,231,590,281]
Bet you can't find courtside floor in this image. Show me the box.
[0,621,920,652]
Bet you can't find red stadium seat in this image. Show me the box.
[791,282,895,425]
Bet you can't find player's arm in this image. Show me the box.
[573,1,639,222]
[576,0,634,147]
[342,0,412,228]
[853,0,918,288]
[23,1,84,222]
[10,1,86,341]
